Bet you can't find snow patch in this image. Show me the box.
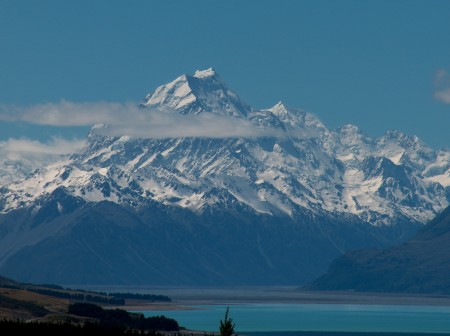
[426,174,450,187]
[98,168,108,176]
[161,140,181,158]
[388,151,405,165]
[194,68,216,78]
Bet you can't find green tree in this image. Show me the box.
[219,306,236,336]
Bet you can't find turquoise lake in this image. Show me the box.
[139,303,450,333]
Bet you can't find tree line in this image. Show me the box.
[28,288,125,305]
[68,302,179,332]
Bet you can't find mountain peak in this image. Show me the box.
[141,68,250,117]
[193,67,217,79]
[267,101,292,119]
[382,129,408,142]
[270,101,288,114]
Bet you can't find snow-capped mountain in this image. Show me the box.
[0,68,449,285]
[0,148,67,186]
[141,68,251,117]
[2,68,449,226]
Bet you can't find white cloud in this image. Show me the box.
[0,137,86,155]
[0,100,298,139]
[0,99,323,141]
[434,68,450,104]
[435,88,450,104]
[0,100,144,126]
[95,111,286,139]
[434,69,447,84]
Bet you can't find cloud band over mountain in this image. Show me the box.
[0,100,308,139]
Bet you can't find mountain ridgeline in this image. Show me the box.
[0,68,449,286]
[307,205,450,293]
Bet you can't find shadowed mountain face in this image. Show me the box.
[0,69,448,285]
[0,189,415,285]
[306,206,450,293]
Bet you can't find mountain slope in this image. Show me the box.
[0,187,414,285]
[306,206,450,293]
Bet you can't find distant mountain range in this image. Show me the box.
[306,205,450,293]
[0,68,449,286]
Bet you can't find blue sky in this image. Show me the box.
[1,0,450,152]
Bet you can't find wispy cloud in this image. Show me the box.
[0,100,305,139]
[0,101,143,126]
[0,99,324,142]
[95,111,286,139]
[434,69,450,104]
[0,137,86,155]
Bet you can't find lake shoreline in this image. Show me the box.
[111,287,450,311]
[135,302,450,334]
[169,332,450,336]
[240,333,450,336]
